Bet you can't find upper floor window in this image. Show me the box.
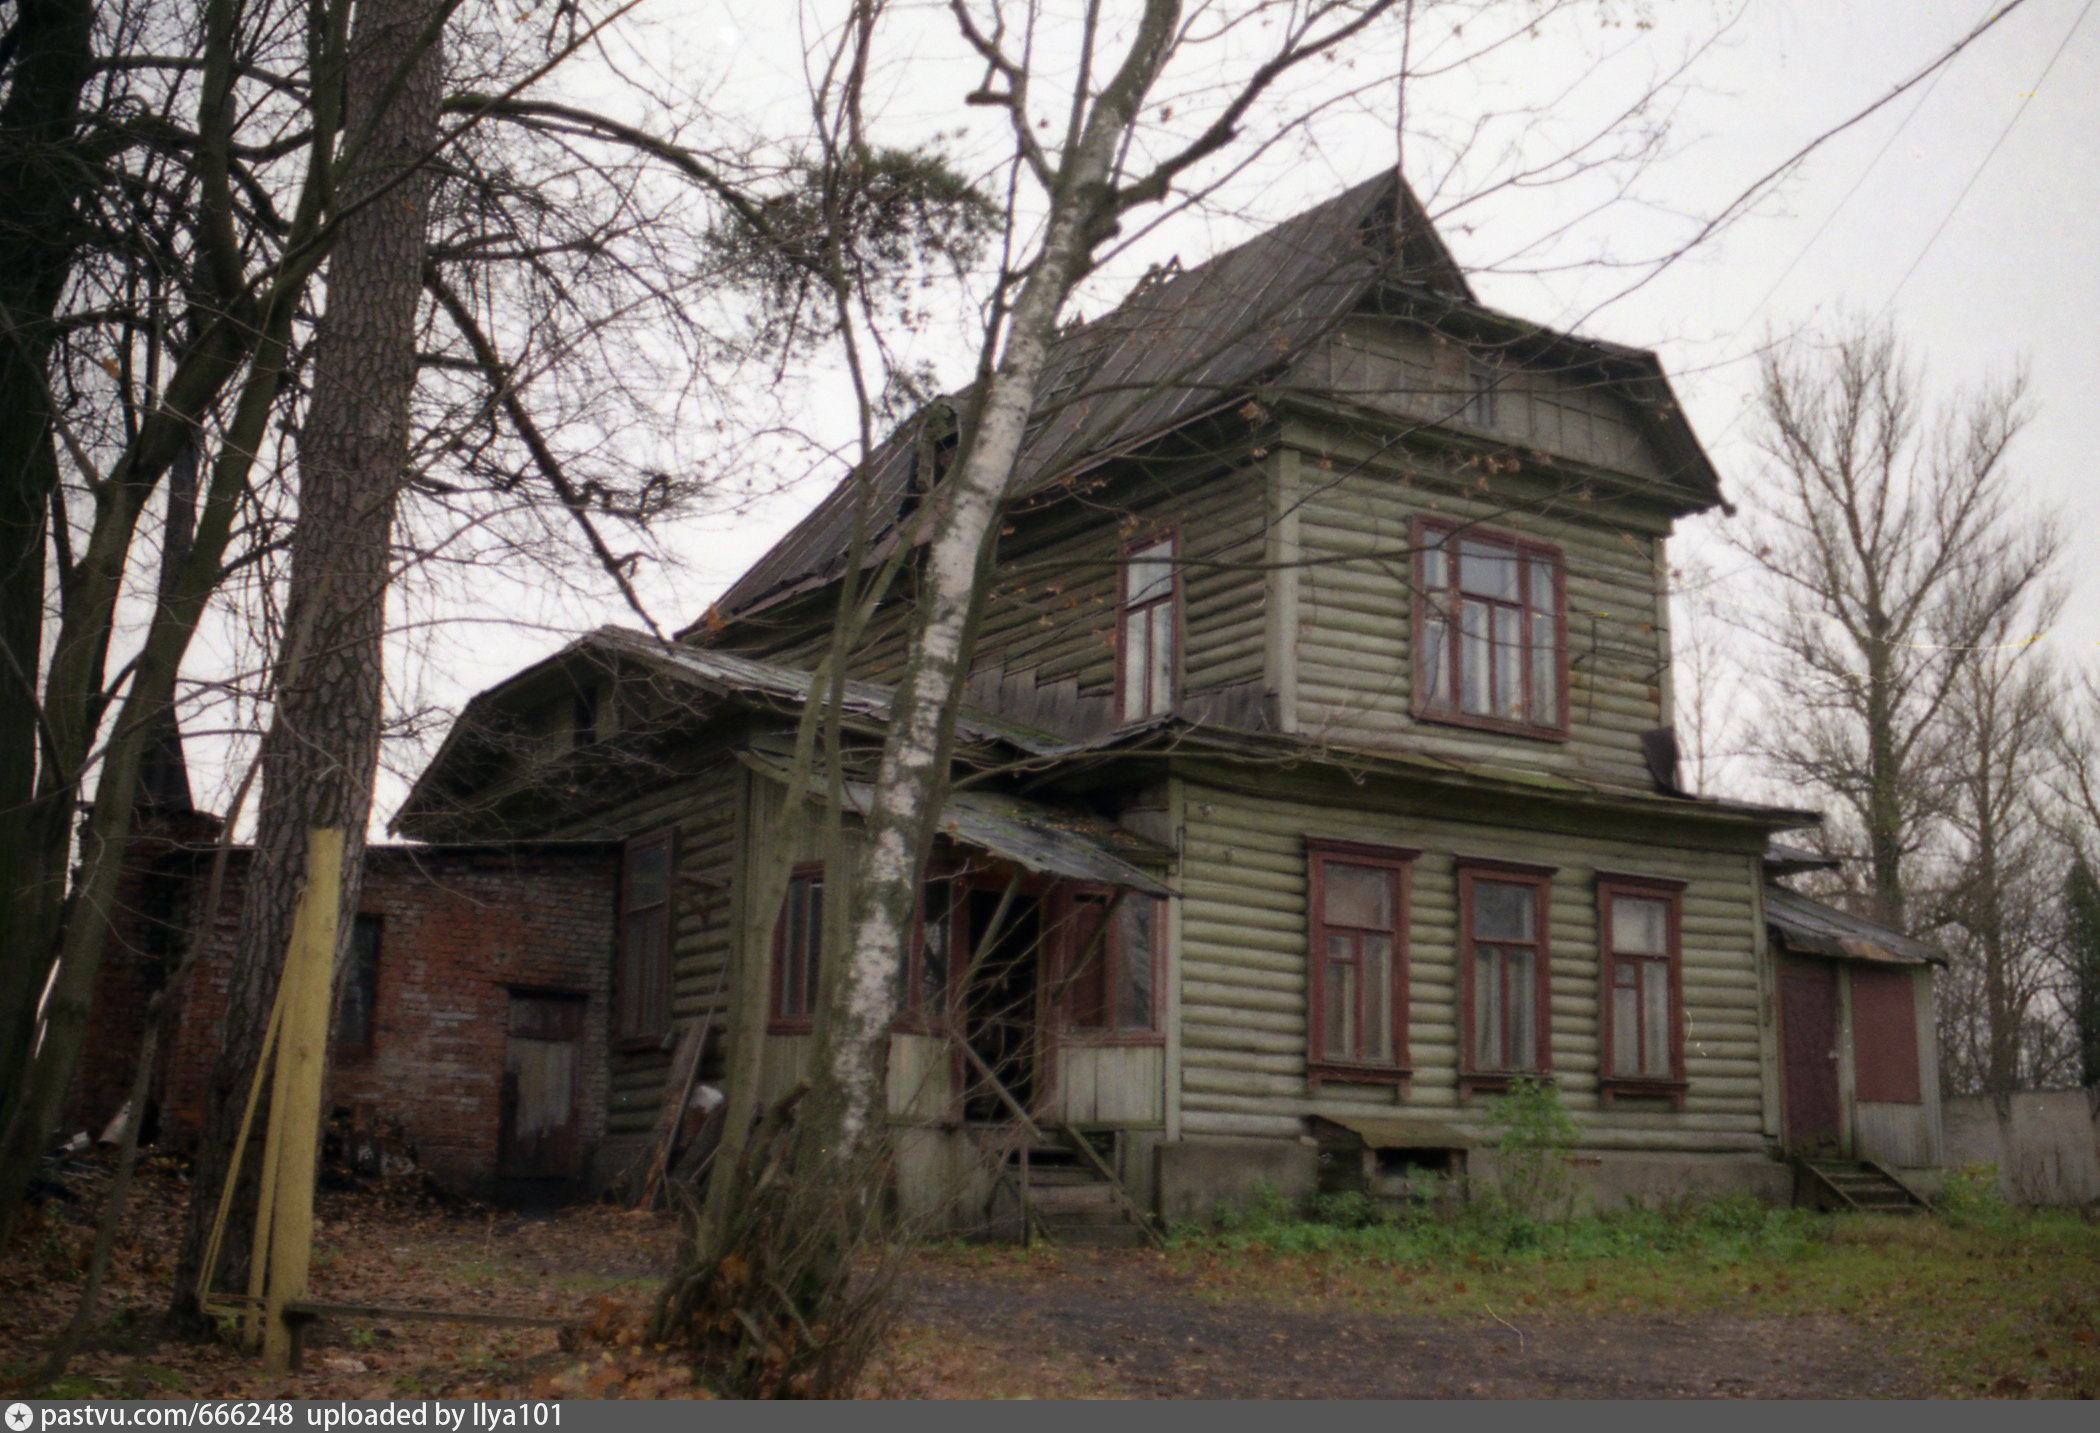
[1414,519,1566,737]
[335,915,382,1052]
[770,864,824,1032]
[1118,533,1177,722]
[1056,888,1160,1037]
[1306,840,1417,1087]
[618,831,673,1044]
[1460,859,1555,1088]
[1597,876,1686,1102]
[1464,355,1498,429]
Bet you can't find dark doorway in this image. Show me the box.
[499,991,586,1178]
[962,888,1044,1122]
[1779,960,1842,1155]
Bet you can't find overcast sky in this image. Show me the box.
[353,0,2098,830]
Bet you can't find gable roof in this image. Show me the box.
[701,172,1722,629]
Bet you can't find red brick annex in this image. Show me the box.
[67,808,618,1199]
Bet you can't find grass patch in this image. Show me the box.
[1168,1188,2100,1397]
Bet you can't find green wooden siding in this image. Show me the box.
[1175,777,1772,1151]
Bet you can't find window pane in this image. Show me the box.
[1117,897,1155,1029]
[1122,610,1149,713]
[1324,945,1355,1061]
[1323,862,1392,929]
[1493,604,1523,720]
[1458,540,1519,600]
[1612,974,1640,1076]
[1507,948,1537,1070]
[1066,896,1109,1029]
[1527,611,1555,726]
[1422,615,1451,708]
[917,887,950,1017]
[626,843,669,910]
[1613,896,1668,956]
[1128,539,1174,604]
[1471,881,1534,941]
[1474,948,1502,1069]
[1528,558,1555,614]
[1148,602,1174,713]
[1460,599,1491,714]
[1421,538,1448,592]
[1361,935,1393,1063]
[1642,959,1672,1077]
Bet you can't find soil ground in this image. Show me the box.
[0,1154,2076,1399]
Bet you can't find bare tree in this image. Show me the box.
[1928,597,2070,1095]
[1730,320,2060,933]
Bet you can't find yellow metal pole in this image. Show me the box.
[260,828,344,1373]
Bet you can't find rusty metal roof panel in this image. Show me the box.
[1764,884,1945,968]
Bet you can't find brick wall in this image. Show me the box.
[73,841,619,1198]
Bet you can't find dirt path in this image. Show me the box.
[904,1251,1921,1399]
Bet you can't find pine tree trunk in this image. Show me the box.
[169,0,441,1333]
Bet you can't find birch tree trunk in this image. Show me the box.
[778,0,1184,1278]
[170,0,442,1333]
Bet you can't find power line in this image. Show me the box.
[1879,0,2098,313]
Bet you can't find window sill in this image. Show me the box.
[1062,1029,1166,1048]
[1309,1062,1412,1094]
[765,1019,814,1037]
[1597,1076,1688,1110]
[1413,707,1569,743]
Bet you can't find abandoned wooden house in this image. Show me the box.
[389,174,1947,1227]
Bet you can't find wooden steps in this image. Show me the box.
[1003,1134,1154,1249]
[1794,1158,1932,1215]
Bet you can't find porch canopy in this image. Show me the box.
[1763,885,1944,967]
[852,784,1174,898]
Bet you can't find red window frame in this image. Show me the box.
[1116,529,1179,723]
[1306,839,1418,1089]
[1458,857,1556,1093]
[1595,874,1689,1108]
[769,862,825,1033]
[1412,516,1568,738]
[616,829,673,1047]
[1052,886,1164,1044]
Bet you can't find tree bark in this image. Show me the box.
[0,0,98,1151]
[170,0,442,1332]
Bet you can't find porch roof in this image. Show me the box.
[1764,884,1945,968]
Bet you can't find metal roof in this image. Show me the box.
[701,174,1723,628]
[1764,884,1945,968]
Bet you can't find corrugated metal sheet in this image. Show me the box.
[1764,885,1944,967]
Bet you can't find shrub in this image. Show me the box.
[1481,1076,1580,1220]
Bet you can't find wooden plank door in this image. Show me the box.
[1778,960,1842,1155]
[499,992,586,1178]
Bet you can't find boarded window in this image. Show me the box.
[1306,841,1416,1080]
[771,865,824,1030]
[1415,519,1565,736]
[617,831,672,1042]
[1119,534,1177,722]
[1460,862,1554,1078]
[1851,967,1923,1104]
[1060,889,1160,1035]
[335,915,381,1051]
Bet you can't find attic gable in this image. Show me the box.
[699,173,1718,630]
